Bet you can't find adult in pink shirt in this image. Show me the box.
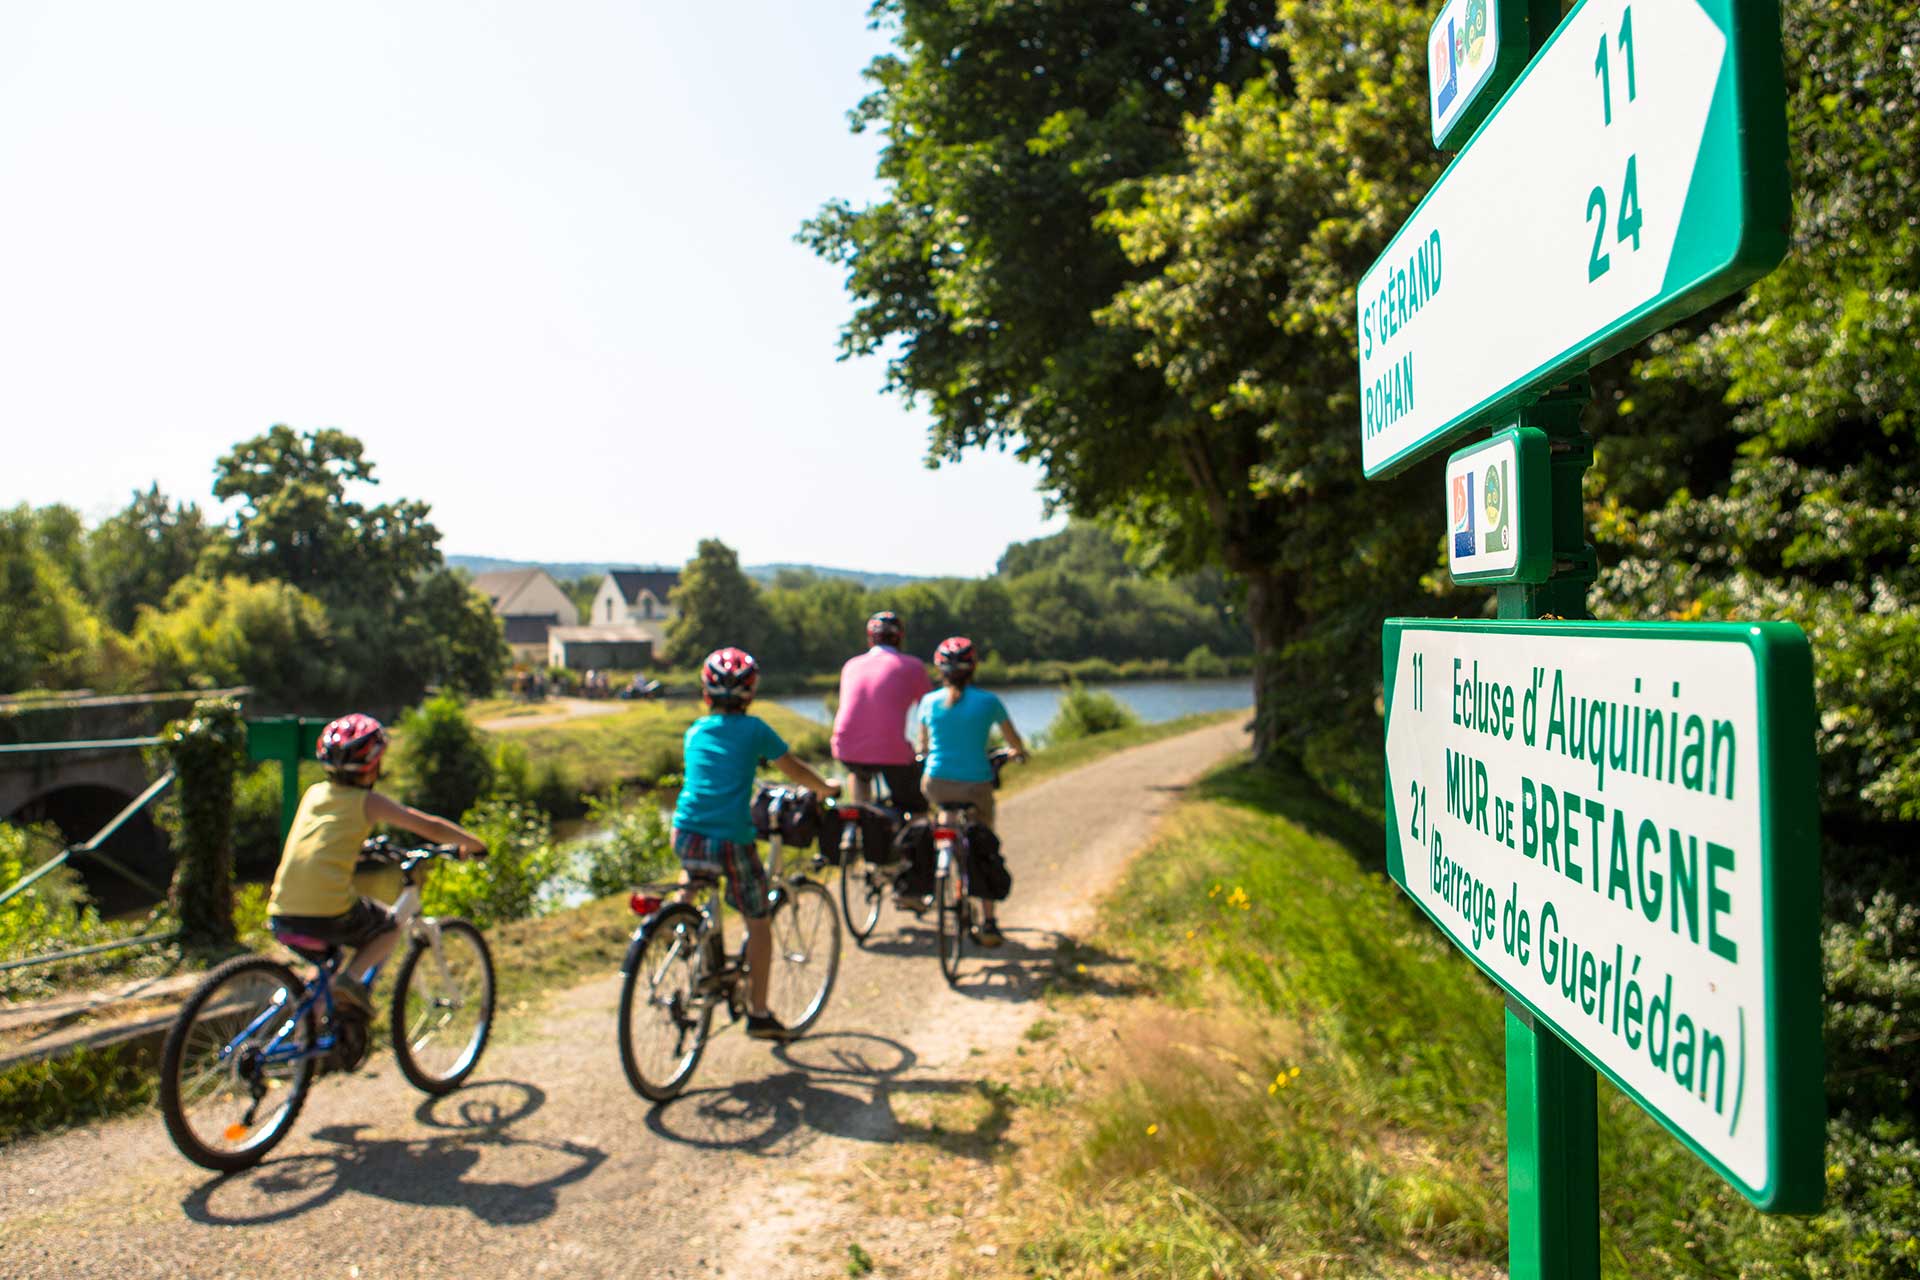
[832,611,931,812]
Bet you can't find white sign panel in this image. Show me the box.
[1358,0,1731,475]
[1447,435,1518,578]
[1386,625,1776,1190]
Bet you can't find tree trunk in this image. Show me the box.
[1240,564,1298,763]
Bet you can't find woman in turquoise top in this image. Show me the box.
[915,636,1028,946]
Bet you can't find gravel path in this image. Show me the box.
[0,719,1248,1280]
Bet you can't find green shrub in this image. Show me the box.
[491,738,534,803]
[417,798,563,927]
[392,694,494,820]
[1181,645,1229,679]
[1071,656,1119,683]
[1045,682,1140,745]
[532,758,586,820]
[0,823,108,962]
[574,794,675,899]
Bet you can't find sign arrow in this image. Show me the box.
[1356,0,1787,478]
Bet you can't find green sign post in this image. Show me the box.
[1354,1,1814,1275]
[245,716,329,839]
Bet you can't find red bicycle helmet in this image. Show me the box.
[316,713,387,777]
[701,647,760,707]
[933,636,976,674]
[866,611,904,647]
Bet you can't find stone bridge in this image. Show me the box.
[0,689,246,913]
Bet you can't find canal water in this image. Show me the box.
[768,676,1254,739]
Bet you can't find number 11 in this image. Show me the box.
[1595,6,1638,126]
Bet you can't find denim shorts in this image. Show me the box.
[672,829,772,920]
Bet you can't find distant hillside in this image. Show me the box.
[446,554,933,591]
[745,563,935,590]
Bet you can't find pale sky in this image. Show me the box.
[0,2,1063,577]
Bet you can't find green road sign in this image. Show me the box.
[1381,618,1823,1211]
[1358,0,1788,478]
[1429,0,1531,151]
[1447,426,1551,584]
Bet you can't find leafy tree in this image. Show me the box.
[204,425,441,603]
[87,486,212,632]
[803,1,1355,755]
[664,539,773,663]
[0,507,132,693]
[132,575,341,709]
[1095,0,1443,759]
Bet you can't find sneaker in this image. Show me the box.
[332,975,376,1019]
[746,1012,799,1042]
[975,921,1004,948]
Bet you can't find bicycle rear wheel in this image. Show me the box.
[617,904,711,1102]
[838,838,884,945]
[391,918,495,1095]
[159,956,318,1172]
[935,856,969,986]
[767,880,841,1034]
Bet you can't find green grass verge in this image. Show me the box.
[1016,758,1865,1279]
[502,699,826,794]
[1002,709,1244,795]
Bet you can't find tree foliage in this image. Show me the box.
[665,538,774,663]
[87,487,212,633]
[132,575,340,708]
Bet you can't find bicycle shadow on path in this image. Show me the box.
[180,1079,604,1229]
[643,1032,1022,1162]
[853,925,1139,1004]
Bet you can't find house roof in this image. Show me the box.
[607,569,680,605]
[471,568,555,615]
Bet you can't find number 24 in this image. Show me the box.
[1586,155,1643,283]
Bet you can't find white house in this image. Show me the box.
[471,568,580,666]
[586,569,681,649]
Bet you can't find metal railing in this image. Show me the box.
[1,754,179,973]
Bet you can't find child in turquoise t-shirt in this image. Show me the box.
[674,647,838,1041]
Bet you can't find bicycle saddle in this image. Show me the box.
[271,927,339,964]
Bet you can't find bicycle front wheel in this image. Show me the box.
[159,956,317,1173]
[618,904,711,1102]
[767,880,841,1034]
[935,859,969,986]
[839,838,884,945]
[391,918,495,1095]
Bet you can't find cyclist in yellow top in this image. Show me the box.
[267,714,485,1018]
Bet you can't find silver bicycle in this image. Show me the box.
[616,788,842,1102]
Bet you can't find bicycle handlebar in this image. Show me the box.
[356,837,480,872]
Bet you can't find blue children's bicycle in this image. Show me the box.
[158,839,495,1172]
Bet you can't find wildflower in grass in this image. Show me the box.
[1146,1123,1159,1136]
[1075,963,1087,974]
[1208,883,1222,898]
[1226,886,1250,910]
[1185,929,1196,940]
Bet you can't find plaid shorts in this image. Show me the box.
[672,828,773,920]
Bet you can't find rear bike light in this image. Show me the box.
[932,828,959,842]
[629,892,663,917]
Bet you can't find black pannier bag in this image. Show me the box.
[966,823,1012,901]
[751,787,822,849]
[856,807,903,864]
[815,805,846,865]
[892,819,937,898]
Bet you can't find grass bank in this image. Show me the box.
[494,699,825,796]
[979,760,1871,1278]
